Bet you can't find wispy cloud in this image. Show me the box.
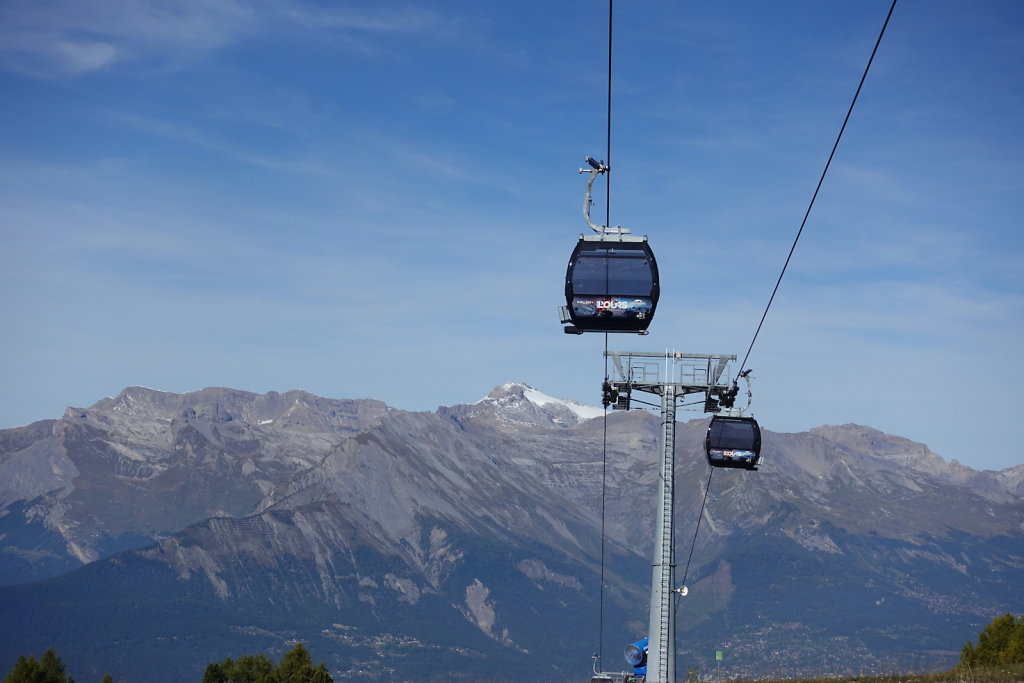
[0,0,254,76]
[0,0,446,78]
[277,4,442,35]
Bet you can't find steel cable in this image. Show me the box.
[736,0,899,379]
[596,0,615,669]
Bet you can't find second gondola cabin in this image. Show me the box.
[705,415,762,470]
[562,234,659,334]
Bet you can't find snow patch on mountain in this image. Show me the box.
[520,386,603,421]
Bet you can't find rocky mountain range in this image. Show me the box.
[1,383,1022,681]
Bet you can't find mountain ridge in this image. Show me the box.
[1,383,1022,681]
[2,382,1021,579]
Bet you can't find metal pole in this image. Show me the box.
[646,383,676,682]
[601,350,742,683]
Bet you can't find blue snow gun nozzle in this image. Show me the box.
[625,636,649,674]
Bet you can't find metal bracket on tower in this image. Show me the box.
[604,351,739,407]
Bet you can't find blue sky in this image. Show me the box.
[1,1,1021,471]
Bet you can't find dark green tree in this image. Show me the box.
[960,613,1024,667]
[202,660,230,683]
[202,644,331,683]
[201,655,275,683]
[231,655,274,683]
[3,648,71,683]
[1006,620,1024,664]
[275,643,315,683]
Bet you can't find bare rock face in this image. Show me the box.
[998,464,1024,496]
[0,386,390,580]
[0,383,1022,682]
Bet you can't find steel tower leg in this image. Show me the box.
[646,383,676,683]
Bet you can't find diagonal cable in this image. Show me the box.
[737,0,899,378]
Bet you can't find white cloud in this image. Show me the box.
[278,4,442,34]
[0,0,446,77]
[0,0,254,76]
[54,40,118,74]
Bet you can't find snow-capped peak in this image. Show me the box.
[478,382,603,422]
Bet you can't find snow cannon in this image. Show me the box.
[624,637,648,676]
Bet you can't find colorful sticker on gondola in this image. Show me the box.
[709,448,755,460]
[572,297,652,319]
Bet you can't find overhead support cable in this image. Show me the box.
[605,0,614,232]
[736,0,899,379]
[680,467,714,589]
[596,1,615,671]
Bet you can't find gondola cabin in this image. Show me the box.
[562,234,659,334]
[705,415,762,470]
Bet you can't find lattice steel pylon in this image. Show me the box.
[604,351,739,683]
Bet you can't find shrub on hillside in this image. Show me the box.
[960,613,1024,668]
[202,643,331,683]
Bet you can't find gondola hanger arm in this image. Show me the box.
[723,371,755,417]
[579,156,630,236]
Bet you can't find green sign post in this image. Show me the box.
[715,650,723,681]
